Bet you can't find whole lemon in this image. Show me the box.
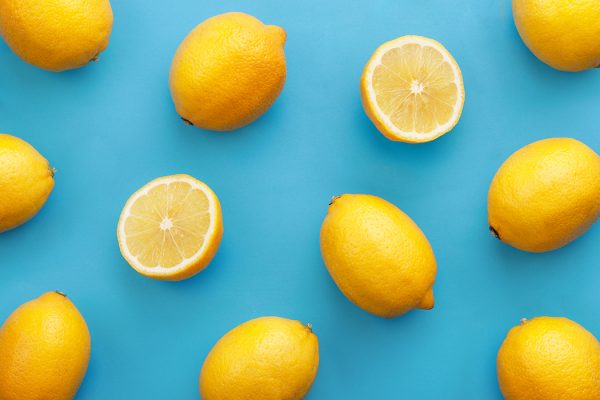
[320,194,437,318]
[0,292,91,400]
[513,0,600,71]
[0,134,55,233]
[488,138,600,252]
[200,316,319,400]
[169,12,287,131]
[0,0,113,72]
[497,317,600,400]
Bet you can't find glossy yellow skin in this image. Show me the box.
[169,12,286,131]
[200,317,319,400]
[0,0,113,71]
[320,194,436,318]
[497,317,600,400]
[513,0,600,71]
[0,134,54,233]
[0,292,91,400]
[488,138,600,252]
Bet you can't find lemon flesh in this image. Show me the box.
[361,36,465,143]
[117,174,223,281]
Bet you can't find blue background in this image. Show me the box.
[1,0,599,398]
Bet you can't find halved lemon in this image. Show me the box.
[117,174,223,281]
[360,35,465,143]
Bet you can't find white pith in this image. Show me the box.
[117,175,219,277]
[364,36,465,141]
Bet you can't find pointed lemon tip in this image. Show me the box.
[267,25,286,45]
[418,289,435,310]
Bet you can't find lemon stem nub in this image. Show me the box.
[55,291,67,297]
[520,318,528,325]
[489,226,500,240]
[305,323,313,333]
[329,195,342,206]
[50,167,56,178]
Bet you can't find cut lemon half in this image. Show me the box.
[361,35,465,143]
[117,174,223,281]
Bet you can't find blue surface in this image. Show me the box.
[1,0,600,398]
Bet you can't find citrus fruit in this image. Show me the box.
[360,35,465,143]
[320,194,437,318]
[488,138,600,252]
[0,0,113,71]
[117,174,223,281]
[513,0,600,72]
[200,316,319,400]
[169,12,286,131]
[497,317,600,400]
[0,133,55,233]
[0,292,91,400]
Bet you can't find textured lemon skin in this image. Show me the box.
[488,138,600,253]
[320,194,436,318]
[116,174,224,281]
[0,292,91,400]
[0,0,113,72]
[497,317,600,400]
[513,0,600,71]
[0,134,54,233]
[200,317,319,400]
[169,12,287,131]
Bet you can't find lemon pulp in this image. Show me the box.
[117,174,222,280]
[362,36,464,142]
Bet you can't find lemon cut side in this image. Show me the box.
[117,174,223,281]
[361,36,465,143]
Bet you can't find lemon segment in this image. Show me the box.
[361,36,465,143]
[117,174,223,281]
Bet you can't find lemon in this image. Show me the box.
[200,316,319,400]
[0,0,113,71]
[488,138,600,252]
[360,35,465,143]
[513,0,600,72]
[320,194,436,318]
[0,134,55,233]
[497,317,600,400]
[0,292,91,400]
[117,174,223,281]
[169,12,286,131]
